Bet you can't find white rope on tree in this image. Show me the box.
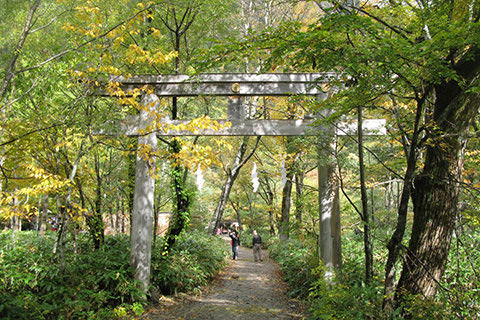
[251,162,259,193]
[281,159,287,188]
[195,164,204,191]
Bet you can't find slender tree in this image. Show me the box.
[208,136,261,234]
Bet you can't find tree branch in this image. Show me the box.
[17,5,155,74]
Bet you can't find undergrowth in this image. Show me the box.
[269,230,480,320]
[0,230,229,319]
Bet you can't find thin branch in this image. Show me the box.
[337,153,363,220]
[0,0,41,100]
[30,8,71,34]
[18,5,155,74]
[236,136,261,169]
[317,113,404,180]
[342,2,413,43]
[0,123,65,147]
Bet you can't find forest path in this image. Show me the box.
[147,237,306,320]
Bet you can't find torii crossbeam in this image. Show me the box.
[99,73,385,136]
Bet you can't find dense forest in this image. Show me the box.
[1,0,480,319]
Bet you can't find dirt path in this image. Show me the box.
[147,238,306,320]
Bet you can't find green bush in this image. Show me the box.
[440,228,480,318]
[268,238,315,298]
[308,266,383,320]
[394,293,454,320]
[269,236,385,319]
[0,230,229,319]
[0,231,143,320]
[151,231,229,295]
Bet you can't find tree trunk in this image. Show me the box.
[127,136,137,236]
[87,154,104,250]
[382,96,424,312]
[53,196,67,271]
[357,106,373,284]
[395,55,480,305]
[236,202,243,234]
[0,0,40,100]
[38,194,48,235]
[279,167,294,241]
[163,146,190,254]
[246,191,254,230]
[121,201,126,234]
[259,176,276,236]
[153,204,158,248]
[161,21,190,252]
[109,207,114,235]
[115,201,121,234]
[269,210,276,235]
[396,114,477,299]
[13,215,21,231]
[279,134,299,241]
[209,168,239,234]
[396,151,459,298]
[294,172,304,226]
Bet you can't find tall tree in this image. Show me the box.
[258,174,277,235]
[395,44,480,304]
[279,136,296,240]
[357,105,373,284]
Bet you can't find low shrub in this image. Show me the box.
[269,236,384,319]
[0,230,229,319]
[151,231,229,295]
[0,231,143,320]
[268,238,315,298]
[308,266,383,320]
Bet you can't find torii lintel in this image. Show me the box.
[101,72,336,97]
[96,73,385,136]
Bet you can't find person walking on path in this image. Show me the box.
[252,230,263,262]
[229,226,240,260]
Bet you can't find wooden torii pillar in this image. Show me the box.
[99,73,385,289]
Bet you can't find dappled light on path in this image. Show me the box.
[148,239,305,320]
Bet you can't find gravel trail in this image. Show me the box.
[147,238,306,320]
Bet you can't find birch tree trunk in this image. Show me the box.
[38,194,48,235]
[279,166,294,241]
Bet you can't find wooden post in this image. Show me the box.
[130,94,158,294]
[317,107,342,280]
[227,96,245,121]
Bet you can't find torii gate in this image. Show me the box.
[98,73,385,290]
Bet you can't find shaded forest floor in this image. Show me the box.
[145,236,306,320]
